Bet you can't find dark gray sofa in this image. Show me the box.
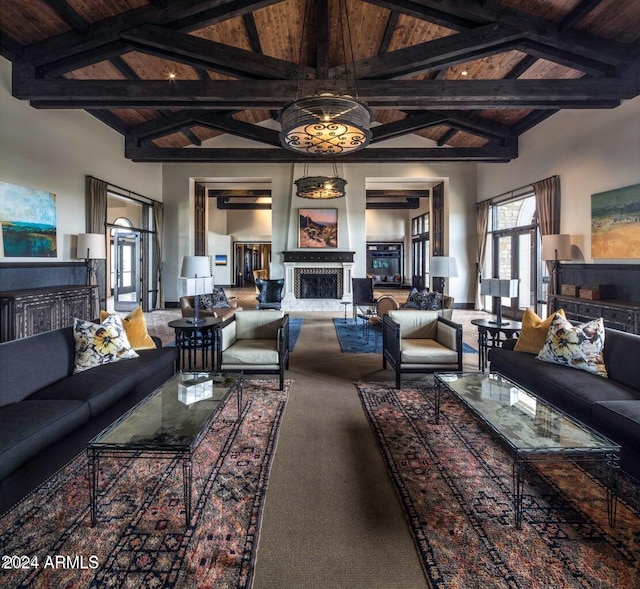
[488,327,640,479]
[0,324,178,514]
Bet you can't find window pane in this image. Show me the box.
[493,196,536,230]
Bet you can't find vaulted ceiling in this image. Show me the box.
[1,0,639,164]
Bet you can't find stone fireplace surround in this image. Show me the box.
[282,251,354,312]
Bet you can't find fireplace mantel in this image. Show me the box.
[283,251,355,263]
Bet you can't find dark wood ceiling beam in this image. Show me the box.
[512,110,558,135]
[23,0,282,68]
[366,198,420,209]
[363,0,478,31]
[124,141,519,162]
[110,56,139,80]
[0,31,24,62]
[559,0,607,31]
[371,0,626,66]
[40,0,88,33]
[41,41,135,77]
[437,129,457,146]
[506,55,539,79]
[87,109,132,134]
[189,114,282,146]
[180,128,202,146]
[444,111,513,141]
[371,112,448,142]
[331,23,524,79]
[243,13,262,53]
[15,76,636,109]
[120,24,302,80]
[378,11,400,55]
[209,190,271,197]
[515,41,613,77]
[366,190,429,198]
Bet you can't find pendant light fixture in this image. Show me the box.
[295,162,347,199]
[280,0,372,156]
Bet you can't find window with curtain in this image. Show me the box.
[483,193,549,317]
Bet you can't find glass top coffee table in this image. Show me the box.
[87,371,243,527]
[434,371,620,529]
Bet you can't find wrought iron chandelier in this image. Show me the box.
[279,0,372,156]
[295,163,347,199]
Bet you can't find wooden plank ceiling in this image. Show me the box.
[1,0,639,163]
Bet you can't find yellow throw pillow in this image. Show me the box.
[100,306,156,350]
[514,308,566,354]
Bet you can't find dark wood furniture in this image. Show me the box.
[549,294,640,335]
[471,318,522,372]
[0,285,97,342]
[169,317,221,371]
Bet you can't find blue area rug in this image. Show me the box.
[333,318,477,354]
[289,318,303,351]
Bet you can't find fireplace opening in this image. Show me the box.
[299,274,338,299]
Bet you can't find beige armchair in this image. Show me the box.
[214,310,289,390]
[382,310,463,389]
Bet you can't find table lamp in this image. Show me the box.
[541,234,572,295]
[180,255,212,325]
[430,256,458,312]
[480,278,520,326]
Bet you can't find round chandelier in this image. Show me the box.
[295,175,347,199]
[280,94,372,155]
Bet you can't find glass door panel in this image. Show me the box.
[114,232,140,312]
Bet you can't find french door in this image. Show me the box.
[113,231,140,311]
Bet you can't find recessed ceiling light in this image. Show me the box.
[461,70,468,76]
[168,72,176,80]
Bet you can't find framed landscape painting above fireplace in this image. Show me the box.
[298,208,338,248]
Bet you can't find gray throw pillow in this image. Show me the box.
[403,288,442,310]
[198,288,230,310]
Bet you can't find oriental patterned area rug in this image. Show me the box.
[0,379,290,589]
[356,381,640,589]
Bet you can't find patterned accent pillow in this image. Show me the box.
[403,288,442,311]
[100,306,156,350]
[536,314,607,377]
[198,288,230,310]
[514,308,565,354]
[73,314,139,374]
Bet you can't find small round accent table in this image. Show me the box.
[168,317,221,371]
[471,318,522,372]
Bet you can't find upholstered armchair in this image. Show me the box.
[255,278,285,310]
[382,310,463,389]
[214,310,289,390]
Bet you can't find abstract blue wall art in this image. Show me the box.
[0,181,58,258]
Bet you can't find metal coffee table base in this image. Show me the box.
[88,374,243,528]
[435,375,620,530]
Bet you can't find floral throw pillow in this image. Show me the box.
[73,314,139,373]
[536,314,607,377]
[403,288,442,311]
[198,288,230,310]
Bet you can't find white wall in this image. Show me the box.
[0,57,162,262]
[162,160,478,304]
[478,96,640,262]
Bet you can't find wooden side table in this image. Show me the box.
[168,317,221,371]
[471,318,522,372]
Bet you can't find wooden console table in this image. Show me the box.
[0,285,97,342]
[549,294,640,335]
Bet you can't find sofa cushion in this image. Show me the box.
[536,315,607,377]
[28,347,177,417]
[0,400,90,480]
[602,328,640,391]
[0,326,75,407]
[533,363,638,423]
[73,315,139,373]
[235,310,285,339]
[100,306,156,350]
[403,288,442,311]
[222,339,279,366]
[388,310,439,339]
[514,308,565,354]
[592,401,640,448]
[400,340,458,364]
[488,348,538,391]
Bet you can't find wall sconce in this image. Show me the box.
[480,278,520,326]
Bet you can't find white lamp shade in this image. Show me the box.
[430,256,458,278]
[481,278,520,297]
[180,255,211,278]
[541,234,572,261]
[179,277,209,297]
[77,233,106,259]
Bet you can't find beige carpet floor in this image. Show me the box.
[142,292,487,589]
